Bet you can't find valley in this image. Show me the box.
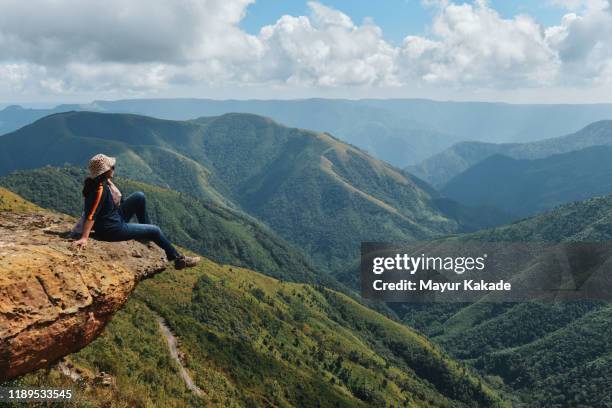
[3,0,612,405]
[0,111,485,274]
[1,188,506,407]
[1,105,611,407]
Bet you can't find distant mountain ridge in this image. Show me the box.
[441,145,612,218]
[409,120,612,187]
[0,104,82,135]
[4,98,612,167]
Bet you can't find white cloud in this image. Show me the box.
[0,0,612,100]
[545,0,612,84]
[0,0,257,65]
[256,2,399,86]
[0,0,399,92]
[401,0,612,90]
[0,63,47,95]
[0,0,263,95]
[308,2,354,28]
[549,0,611,12]
[400,1,560,87]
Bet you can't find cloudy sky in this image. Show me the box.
[1,0,612,105]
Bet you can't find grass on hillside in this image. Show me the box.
[0,166,342,290]
[9,253,507,408]
[0,187,42,212]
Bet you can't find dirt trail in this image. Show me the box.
[156,314,205,397]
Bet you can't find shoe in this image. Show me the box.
[174,254,201,270]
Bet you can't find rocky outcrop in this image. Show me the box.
[0,210,167,382]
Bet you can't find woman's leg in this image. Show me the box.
[120,191,151,224]
[111,223,180,261]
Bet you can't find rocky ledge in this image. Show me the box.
[0,210,167,382]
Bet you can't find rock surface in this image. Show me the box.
[0,210,167,382]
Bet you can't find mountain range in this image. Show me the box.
[409,120,612,188]
[441,145,612,218]
[0,111,501,274]
[4,164,611,407]
[2,107,611,407]
[4,99,612,167]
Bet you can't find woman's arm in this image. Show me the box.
[74,182,104,249]
[73,219,94,248]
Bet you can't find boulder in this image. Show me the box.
[0,210,166,382]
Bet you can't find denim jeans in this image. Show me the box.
[120,191,151,224]
[100,191,180,261]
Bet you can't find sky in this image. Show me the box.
[1,0,612,105]
[240,0,568,45]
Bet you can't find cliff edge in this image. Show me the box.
[0,201,167,382]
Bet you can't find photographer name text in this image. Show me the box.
[372,279,511,292]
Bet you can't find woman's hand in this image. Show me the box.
[74,219,94,250]
[72,237,88,249]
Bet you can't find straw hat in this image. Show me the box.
[88,154,116,178]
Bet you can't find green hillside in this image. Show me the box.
[400,195,612,407]
[0,111,464,273]
[8,253,507,407]
[0,167,340,289]
[0,111,229,205]
[467,194,612,242]
[441,146,612,218]
[0,186,43,212]
[409,120,612,187]
[191,113,460,272]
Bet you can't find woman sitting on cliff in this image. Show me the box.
[72,153,200,269]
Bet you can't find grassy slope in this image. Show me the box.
[192,113,458,272]
[0,167,341,290]
[9,256,507,407]
[3,299,202,408]
[0,187,42,212]
[1,188,506,407]
[400,195,612,407]
[466,195,612,242]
